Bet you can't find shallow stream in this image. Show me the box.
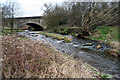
[18,31,120,78]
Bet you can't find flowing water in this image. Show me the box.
[18,31,120,78]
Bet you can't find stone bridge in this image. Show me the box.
[13,16,46,31]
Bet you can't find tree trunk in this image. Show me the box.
[81,31,90,36]
[76,31,90,39]
[10,21,13,33]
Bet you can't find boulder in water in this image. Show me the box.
[82,43,93,46]
[96,45,101,49]
[103,49,120,57]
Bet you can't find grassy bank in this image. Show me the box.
[2,27,23,35]
[87,26,120,50]
[51,25,119,42]
[87,26,120,42]
[36,31,73,43]
[2,34,105,78]
[46,25,120,42]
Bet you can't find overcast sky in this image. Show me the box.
[0,0,65,17]
[1,0,118,17]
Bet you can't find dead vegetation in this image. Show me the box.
[2,34,100,78]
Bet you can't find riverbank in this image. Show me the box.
[46,26,120,57]
[2,34,105,78]
[2,27,23,35]
[86,26,120,57]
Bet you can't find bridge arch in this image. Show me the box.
[26,23,43,31]
[20,23,44,31]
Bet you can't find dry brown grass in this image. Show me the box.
[2,34,99,78]
[110,41,119,50]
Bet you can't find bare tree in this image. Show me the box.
[71,2,118,36]
[42,2,118,36]
[0,3,2,35]
[119,2,120,25]
[2,2,10,31]
[2,0,22,33]
[43,3,69,31]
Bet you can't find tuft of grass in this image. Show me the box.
[101,74,112,78]
[17,29,23,32]
[18,36,28,40]
[36,32,73,43]
[3,29,11,34]
[64,36,73,43]
[87,36,107,41]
